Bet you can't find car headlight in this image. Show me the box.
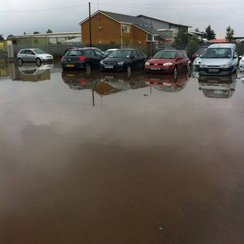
[200,64,207,68]
[100,60,104,65]
[163,62,173,66]
[145,61,150,66]
[117,61,124,66]
[220,64,229,68]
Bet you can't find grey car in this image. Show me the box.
[17,48,53,67]
[199,44,238,76]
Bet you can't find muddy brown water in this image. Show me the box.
[0,63,244,244]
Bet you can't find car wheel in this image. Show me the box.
[126,65,132,75]
[17,58,23,66]
[173,66,178,80]
[36,58,42,67]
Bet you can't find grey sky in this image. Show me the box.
[1,0,244,38]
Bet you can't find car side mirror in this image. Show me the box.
[233,54,238,59]
[199,54,203,58]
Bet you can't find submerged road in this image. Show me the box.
[0,63,244,244]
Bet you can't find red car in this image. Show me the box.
[144,50,191,76]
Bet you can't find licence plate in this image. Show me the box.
[208,68,219,72]
[67,64,74,67]
[150,67,161,70]
[105,65,114,69]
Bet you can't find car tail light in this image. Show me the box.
[79,56,87,61]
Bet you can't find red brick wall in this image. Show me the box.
[81,13,121,46]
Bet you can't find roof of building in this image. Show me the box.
[137,15,190,28]
[80,10,189,40]
[208,39,229,44]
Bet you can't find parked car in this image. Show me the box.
[193,48,207,70]
[61,47,104,71]
[191,47,208,61]
[17,48,53,67]
[199,43,238,76]
[144,50,191,76]
[104,48,119,57]
[239,55,244,72]
[100,48,147,73]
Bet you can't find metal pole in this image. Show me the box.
[89,2,92,47]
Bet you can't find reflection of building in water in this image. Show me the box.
[10,63,53,82]
[0,63,9,77]
[62,71,147,93]
[198,74,237,98]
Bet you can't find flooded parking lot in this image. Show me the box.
[1,62,244,244]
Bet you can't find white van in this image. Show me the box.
[199,43,238,76]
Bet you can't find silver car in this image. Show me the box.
[239,55,244,72]
[199,44,238,76]
[17,48,53,67]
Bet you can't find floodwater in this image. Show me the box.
[0,62,244,244]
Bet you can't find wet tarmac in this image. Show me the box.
[1,62,244,244]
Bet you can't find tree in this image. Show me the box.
[33,31,40,34]
[225,26,234,43]
[203,25,216,40]
[46,29,53,33]
[0,34,4,41]
[173,28,188,49]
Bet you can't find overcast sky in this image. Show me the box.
[1,0,244,38]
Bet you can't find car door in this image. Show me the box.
[93,50,104,68]
[136,50,147,69]
[177,51,186,71]
[25,49,36,62]
[130,50,139,70]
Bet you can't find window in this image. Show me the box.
[121,25,130,33]
[94,50,103,58]
[178,51,185,58]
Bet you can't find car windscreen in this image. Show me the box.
[65,50,84,56]
[203,48,231,58]
[153,51,177,59]
[109,50,132,58]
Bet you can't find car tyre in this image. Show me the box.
[126,65,132,75]
[17,58,23,67]
[36,58,42,67]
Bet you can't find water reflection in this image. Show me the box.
[198,74,237,98]
[7,62,53,81]
[62,71,147,95]
[144,73,189,92]
[0,62,9,77]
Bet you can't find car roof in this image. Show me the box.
[208,43,236,48]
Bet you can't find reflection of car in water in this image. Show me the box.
[198,74,237,98]
[62,71,147,95]
[16,63,53,81]
[144,73,189,92]
[62,70,99,90]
